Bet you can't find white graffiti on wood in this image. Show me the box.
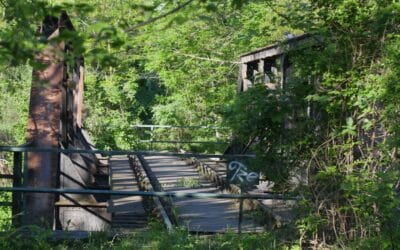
[228,161,258,185]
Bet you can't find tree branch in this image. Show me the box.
[174,51,240,64]
[126,0,195,32]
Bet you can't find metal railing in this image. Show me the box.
[0,146,253,158]
[0,143,32,227]
[0,146,296,233]
[0,186,289,200]
[132,124,229,150]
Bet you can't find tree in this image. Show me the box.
[1,0,400,247]
[226,0,400,247]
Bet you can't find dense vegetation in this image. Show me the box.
[0,0,400,248]
[0,222,284,250]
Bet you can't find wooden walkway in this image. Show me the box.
[142,155,264,233]
[108,155,147,229]
[195,158,296,226]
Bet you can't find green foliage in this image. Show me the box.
[176,177,200,188]
[129,0,300,152]
[224,82,313,186]
[78,0,300,152]
[0,191,11,231]
[0,64,31,146]
[224,0,400,247]
[0,226,55,250]
[0,222,284,249]
[0,0,400,248]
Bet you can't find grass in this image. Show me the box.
[0,191,11,231]
[176,177,200,188]
[0,221,291,250]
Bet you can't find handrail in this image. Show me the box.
[0,187,298,200]
[0,144,29,227]
[139,140,228,144]
[132,124,230,150]
[0,186,298,231]
[0,146,254,159]
[132,124,226,130]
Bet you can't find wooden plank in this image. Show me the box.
[109,156,147,229]
[198,158,296,227]
[55,201,107,207]
[143,155,263,233]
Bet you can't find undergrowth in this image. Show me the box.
[0,222,289,250]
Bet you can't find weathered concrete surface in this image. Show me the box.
[59,207,110,231]
[143,155,264,233]
[58,151,111,231]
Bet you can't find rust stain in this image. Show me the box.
[25,22,65,227]
[76,65,84,128]
[25,11,85,228]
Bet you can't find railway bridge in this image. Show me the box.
[0,12,294,236]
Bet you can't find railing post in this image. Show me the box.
[12,152,22,227]
[150,126,154,151]
[22,151,28,225]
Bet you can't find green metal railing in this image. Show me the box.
[0,149,27,227]
[132,124,230,150]
[0,146,253,158]
[0,146,297,233]
[0,186,290,200]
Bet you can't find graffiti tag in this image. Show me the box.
[227,161,259,188]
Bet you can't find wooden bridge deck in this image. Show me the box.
[108,155,147,229]
[195,158,296,226]
[143,155,264,233]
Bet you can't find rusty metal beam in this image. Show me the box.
[23,10,89,230]
[76,63,84,128]
[25,13,68,228]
